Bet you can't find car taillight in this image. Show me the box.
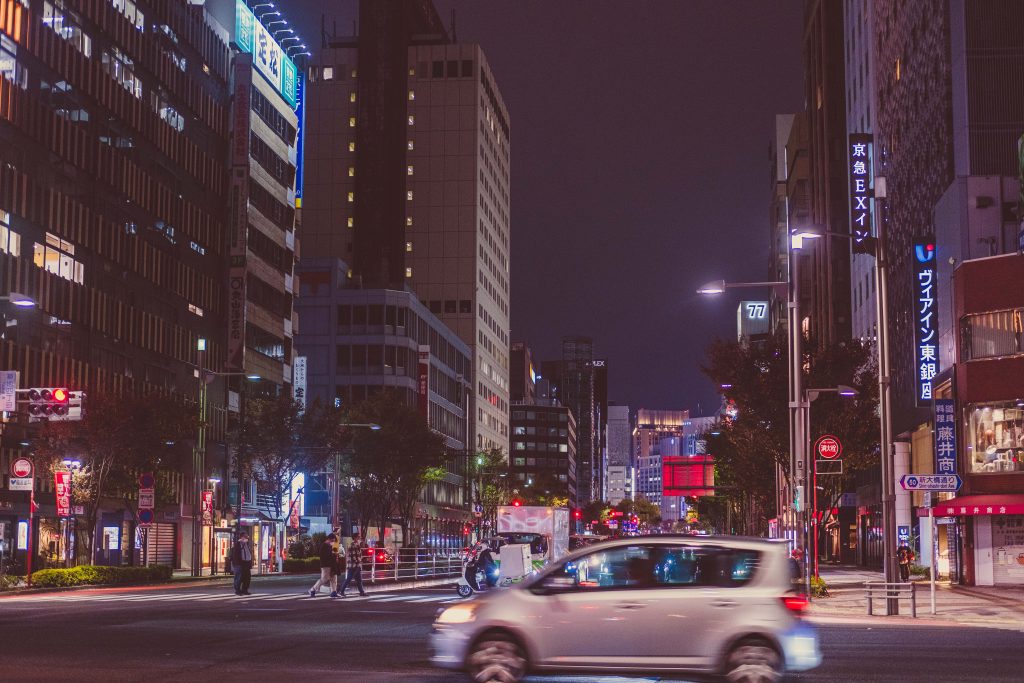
[781,594,809,615]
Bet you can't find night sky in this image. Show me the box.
[288,0,805,416]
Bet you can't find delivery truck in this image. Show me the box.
[495,505,570,570]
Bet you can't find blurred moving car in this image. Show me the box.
[431,536,821,683]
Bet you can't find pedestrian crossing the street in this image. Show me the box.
[1,590,465,607]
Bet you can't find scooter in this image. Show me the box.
[455,547,498,597]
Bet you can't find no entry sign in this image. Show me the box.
[10,458,33,478]
[815,435,842,460]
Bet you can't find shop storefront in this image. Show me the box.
[919,496,1024,586]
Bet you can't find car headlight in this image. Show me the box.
[436,603,478,625]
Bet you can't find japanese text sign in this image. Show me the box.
[933,399,957,475]
[848,134,873,245]
[913,238,938,405]
[234,0,297,108]
[54,471,71,517]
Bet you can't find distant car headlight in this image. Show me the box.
[436,603,478,625]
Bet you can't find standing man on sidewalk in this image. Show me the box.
[340,533,368,597]
[309,533,339,598]
[230,532,254,596]
[897,543,916,582]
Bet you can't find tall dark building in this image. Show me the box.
[558,336,596,505]
[592,358,608,499]
[510,341,536,405]
[510,404,578,507]
[303,0,512,453]
[803,0,852,348]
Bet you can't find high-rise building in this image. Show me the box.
[605,405,632,506]
[592,358,608,499]
[768,114,795,336]
[556,336,597,504]
[633,409,688,512]
[803,0,852,348]
[510,403,577,507]
[301,0,511,454]
[510,341,536,406]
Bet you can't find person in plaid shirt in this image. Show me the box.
[340,532,368,596]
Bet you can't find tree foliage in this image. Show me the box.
[343,390,447,545]
[701,332,879,535]
[33,392,195,561]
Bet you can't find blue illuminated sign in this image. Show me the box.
[913,237,938,405]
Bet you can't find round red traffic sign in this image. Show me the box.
[11,457,33,478]
[815,435,842,460]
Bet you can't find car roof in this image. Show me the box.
[560,535,785,559]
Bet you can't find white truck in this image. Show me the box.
[495,505,570,571]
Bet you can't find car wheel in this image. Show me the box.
[457,584,473,598]
[724,640,783,683]
[466,632,527,683]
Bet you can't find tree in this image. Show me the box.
[701,332,879,538]
[615,496,662,527]
[470,448,512,530]
[34,392,195,564]
[344,390,447,547]
[237,395,337,532]
[518,470,570,507]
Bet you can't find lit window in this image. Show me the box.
[188,303,204,317]
[348,167,355,177]
[405,267,413,278]
[33,233,84,284]
[349,116,356,128]
[0,210,21,257]
[406,191,413,201]
[406,216,413,227]
[405,241,413,252]
[349,92,356,103]
[408,90,415,100]
[895,57,901,81]
[350,68,357,78]
[347,192,354,202]
[347,217,354,228]
[407,115,415,126]
[407,165,414,176]
[407,140,414,151]
[348,141,355,152]
[346,268,353,278]
[323,67,334,80]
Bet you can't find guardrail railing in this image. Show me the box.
[864,581,917,617]
[354,548,463,583]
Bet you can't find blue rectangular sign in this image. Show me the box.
[934,399,957,475]
[913,238,938,405]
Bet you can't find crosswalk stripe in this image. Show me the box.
[407,596,454,603]
[5,590,458,605]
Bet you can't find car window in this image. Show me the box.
[538,544,762,592]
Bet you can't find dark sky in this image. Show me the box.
[287,0,806,416]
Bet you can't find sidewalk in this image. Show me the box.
[809,565,1024,629]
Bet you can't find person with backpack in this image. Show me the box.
[897,543,916,582]
[309,533,339,598]
[230,532,254,596]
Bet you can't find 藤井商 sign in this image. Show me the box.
[934,399,957,475]
[913,238,938,405]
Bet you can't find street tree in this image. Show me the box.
[33,392,195,564]
[344,390,447,547]
[701,332,879,538]
[470,447,512,529]
[518,470,570,507]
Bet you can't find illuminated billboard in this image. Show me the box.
[234,0,297,108]
[662,455,715,497]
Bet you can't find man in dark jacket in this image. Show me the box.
[231,532,254,595]
[309,533,339,598]
[340,533,368,597]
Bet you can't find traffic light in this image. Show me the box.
[573,509,582,520]
[511,498,522,507]
[23,388,84,422]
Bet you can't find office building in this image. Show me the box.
[605,405,631,506]
[633,409,688,511]
[510,403,577,507]
[301,0,511,454]
[510,341,536,405]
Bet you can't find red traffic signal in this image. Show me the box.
[511,499,521,507]
[573,509,582,519]
[26,387,71,419]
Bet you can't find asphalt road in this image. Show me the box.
[0,576,1020,682]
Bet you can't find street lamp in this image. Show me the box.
[0,292,36,307]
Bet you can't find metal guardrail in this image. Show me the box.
[355,548,463,583]
[864,581,917,617]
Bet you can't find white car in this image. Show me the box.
[431,535,821,683]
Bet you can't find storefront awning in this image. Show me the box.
[916,494,1024,517]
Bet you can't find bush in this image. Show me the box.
[0,574,24,591]
[283,557,319,573]
[29,565,173,588]
[909,564,930,579]
[288,534,314,559]
[810,575,830,598]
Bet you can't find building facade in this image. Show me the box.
[605,404,631,506]
[301,0,511,455]
[510,403,577,507]
[633,409,688,512]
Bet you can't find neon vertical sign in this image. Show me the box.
[913,238,938,405]
[848,134,873,245]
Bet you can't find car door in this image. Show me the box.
[528,543,665,669]
[642,544,762,670]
